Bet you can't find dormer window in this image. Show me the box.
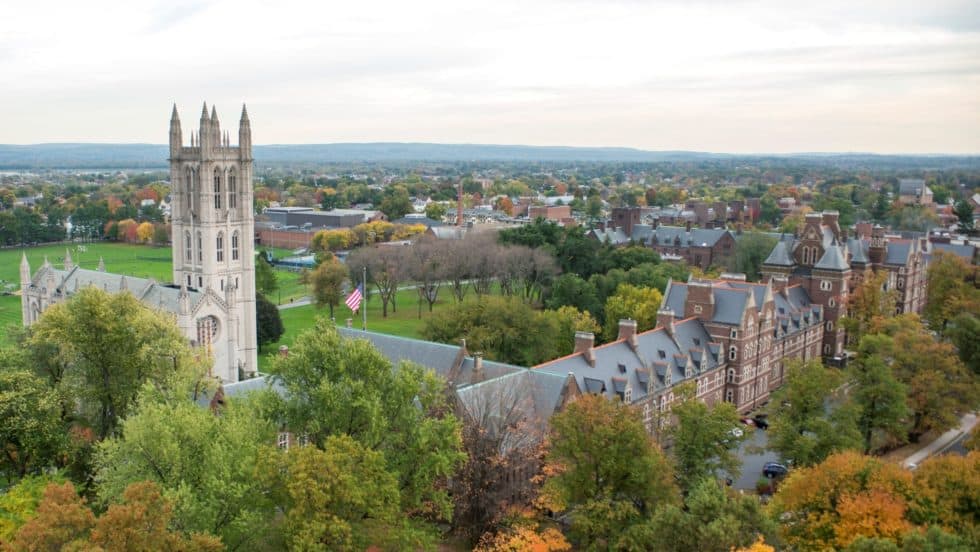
[730,329,738,339]
[694,304,703,314]
[617,363,627,374]
[624,386,632,403]
[658,350,666,359]
[692,337,701,346]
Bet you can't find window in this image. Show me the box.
[820,280,832,291]
[730,329,738,339]
[694,304,702,314]
[187,274,192,287]
[624,387,632,403]
[231,231,239,261]
[198,276,203,288]
[213,169,222,209]
[826,321,833,332]
[729,346,737,360]
[184,231,192,261]
[277,432,289,450]
[727,368,735,383]
[829,298,835,308]
[823,344,831,355]
[228,170,237,208]
[216,233,224,262]
[725,389,734,403]
[196,232,203,262]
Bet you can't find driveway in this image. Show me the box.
[731,426,780,491]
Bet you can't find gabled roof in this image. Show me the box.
[711,288,748,324]
[899,178,929,196]
[847,238,869,263]
[814,244,850,271]
[884,240,913,265]
[763,241,794,266]
[931,242,976,262]
[28,265,200,314]
[652,226,731,248]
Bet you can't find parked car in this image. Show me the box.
[763,462,788,478]
[740,417,756,427]
[752,415,769,429]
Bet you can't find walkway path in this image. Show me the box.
[902,412,977,469]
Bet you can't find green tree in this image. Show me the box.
[540,394,678,550]
[602,284,663,341]
[852,339,911,453]
[924,251,980,333]
[728,232,778,281]
[255,292,285,349]
[842,270,897,343]
[0,368,66,480]
[946,313,980,376]
[0,473,66,541]
[953,199,974,234]
[262,321,464,522]
[380,185,413,220]
[668,383,745,492]
[424,202,447,221]
[258,436,429,551]
[639,478,777,552]
[767,360,862,466]
[254,252,279,296]
[25,287,193,440]
[94,397,276,549]
[306,254,348,318]
[545,274,601,316]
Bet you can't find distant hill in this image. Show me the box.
[0,142,977,169]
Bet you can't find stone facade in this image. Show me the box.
[22,103,258,383]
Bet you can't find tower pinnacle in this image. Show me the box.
[201,102,209,120]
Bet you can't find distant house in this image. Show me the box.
[897,179,933,206]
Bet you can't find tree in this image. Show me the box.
[767,360,862,466]
[0,473,66,541]
[136,221,154,243]
[379,185,413,220]
[640,478,777,552]
[602,284,663,341]
[545,274,601,316]
[262,321,465,522]
[0,368,66,480]
[851,342,910,453]
[842,270,897,343]
[347,245,404,318]
[924,251,980,333]
[474,510,570,552]
[946,312,980,376]
[953,199,974,234]
[727,232,777,281]
[552,306,601,358]
[425,202,447,221]
[5,481,94,551]
[909,452,980,544]
[311,228,356,253]
[254,252,279,296]
[94,397,275,549]
[769,451,915,551]
[540,394,678,549]
[258,436,425,551]
[405,237,447,316]
[668,383,745,493]
[255,292,284,349]
[25,287,194,440]
[306,255,348,318]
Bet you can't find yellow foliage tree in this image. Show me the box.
[732,536,775,552]
[136,221,155,243]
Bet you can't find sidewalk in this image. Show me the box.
[278,296,311,310]
[902,412,977,469]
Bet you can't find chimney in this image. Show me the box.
[617,319,639,350]
[770,275,789,294]
[471,352,484,384]
[855,221,872,239]
[684,280,714,320]
[657,308,675,336]
[574,331,596,367]
[278,345,289,357]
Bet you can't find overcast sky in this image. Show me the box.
[1,0,978,153]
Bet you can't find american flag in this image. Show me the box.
[345,284,363,312]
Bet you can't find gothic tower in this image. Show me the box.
[169,103,257,381]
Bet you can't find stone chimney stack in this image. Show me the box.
[869,225,887,264]
[770,275,789,294]
[684,280,715,320]
[471,352,485,384]
[574,331,596,367]
[617,319,639,350]
[855,221,872,239]
[657,308,675,336]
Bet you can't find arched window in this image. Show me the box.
[213,169,222,209]
[228,169,237,208]
[216,232,224,262]
[231,231,240,261]
[196,232,203,262]
[729,346,737,360]
[727,368,735,383]
[184,231,192,261]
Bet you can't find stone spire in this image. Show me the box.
[238,103,252,160]
[64,248,73,270]
[169,103,182,154]
[97,256,106,272]
[20,252,31,285]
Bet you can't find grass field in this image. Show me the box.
[0,242,309,343]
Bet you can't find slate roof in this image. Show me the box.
[194,373,283,408]
[884,240,913,265]
[814,244,850,271]
[336,327,524,387]
[847,238,869,263]
[931,242,976,263]
[650,226,731,248]
[899,179,929,196]
[28,264,201,314]
[763,241,794,266]
[590,227,630,245]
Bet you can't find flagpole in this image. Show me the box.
[361,265,367,331]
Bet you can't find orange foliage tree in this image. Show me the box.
[768,451,914,550]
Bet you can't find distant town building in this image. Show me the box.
[897,178,933,206]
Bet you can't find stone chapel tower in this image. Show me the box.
[169,103,257,381]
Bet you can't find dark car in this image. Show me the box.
[763,462,788,478]
[752,415,769,429]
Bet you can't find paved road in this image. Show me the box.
[939,431,969,457]
[731,426,780,491]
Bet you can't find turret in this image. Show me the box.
[199,102,211,158]
[211,105,220,148]
[869,225,887,265]
[238,104,251,160]
[20,252,31,285]
[169,104,182,156]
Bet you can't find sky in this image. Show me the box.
[1,0,978,153]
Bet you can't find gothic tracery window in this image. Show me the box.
[216,232,224,262]
[228,170,237,208]
[214,169,222,209]
[231,231,239,261]
[184,231,192,261]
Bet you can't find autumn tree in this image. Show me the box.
[769,451,915,550]
[136,221,154,243]
[767,360,862,466]
[474,509,570,552]
[311,227,356,253]
[909,451,980,544]
[842,270,897,343]
[306,254,348,318]
[0,473,66,541]
[5,481,94,550]
[668,383,745,493]
[924,251,979,333]
[262,321,465,523]
[347,245,404,317]
[602,284,663,341]
[540,394,678,549]
[25,287,194,440]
